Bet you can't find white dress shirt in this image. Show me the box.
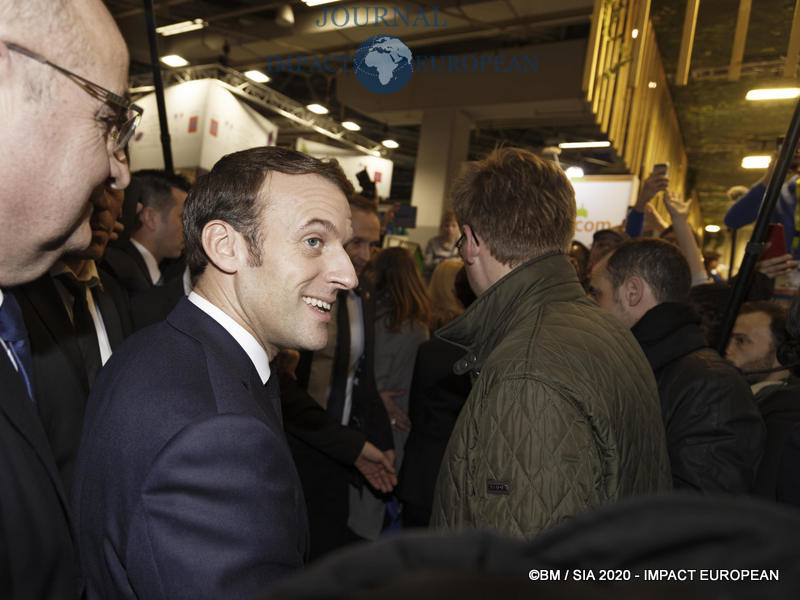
[188,292,271,384]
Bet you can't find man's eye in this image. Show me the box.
[305,238,322,249]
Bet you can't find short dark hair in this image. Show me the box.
[348,194,378,216]
[131,172,180,232]
[740,300,788,351]
[134,169,192,193]
[606,238,691,303]
[183,146,353,279]
[450,147,576,267]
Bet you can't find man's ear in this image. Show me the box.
[139,205,159,231]
[620,275,645,308]
[462,224,481,265]
[201,220,240,275]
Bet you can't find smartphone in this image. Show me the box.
[761,223,787,260]
[653,163,669,176]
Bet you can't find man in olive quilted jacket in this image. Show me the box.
[431,148,671,538]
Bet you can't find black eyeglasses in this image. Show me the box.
[4,42,142,159]
[455,227,479,252]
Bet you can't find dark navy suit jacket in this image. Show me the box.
[72,297,308,599]
[0,341,80,598]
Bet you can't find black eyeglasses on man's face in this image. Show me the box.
[4,42,142,159]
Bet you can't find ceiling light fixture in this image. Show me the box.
[244,70,271,83]
[558,141,611,149]
[745,88,800,101]
[156,19,207,37]
[301,0,344,7]
[160,55,189,67]
[631,28,640,39]
[382,139,399,149]
[648,81,658,88]
[741,155,772,169]
[565,166,585,179]
[704,224,721,233]
[342,121,361,131]
[276,4,295,27]
[306,103,329,115]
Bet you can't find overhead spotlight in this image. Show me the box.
[302,0,343,6]
[558,141,611,149]
[341,121,361,131]
[156,19,206,37]
[382,139,399,149]
[245,70,270,83]
[648,81,658,88]
[276,4,295,27]
[160,55,189,67]
[631,29,640,39]
[705,224,721,233]
[565,166,585,179]
[742,155,771,169]
[745,88,800,101]
[306,103,329,115]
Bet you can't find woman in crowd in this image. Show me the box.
[423,210,460,279]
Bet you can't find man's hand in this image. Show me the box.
[635,168,670,210]
[353,441,397,493]
[756,253,797,279]
[380,391,411,432]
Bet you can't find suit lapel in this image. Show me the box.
[166,298,275,425]
[0,352,73,530]
[17,276,89,392]
[94,285,124,350]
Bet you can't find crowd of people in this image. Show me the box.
[2,1,800,598]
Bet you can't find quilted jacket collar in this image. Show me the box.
[436,252,583,375]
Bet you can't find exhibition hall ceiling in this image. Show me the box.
[107,0,800,223]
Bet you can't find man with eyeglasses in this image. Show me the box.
[0,1,136,597]
[430,148,671,538]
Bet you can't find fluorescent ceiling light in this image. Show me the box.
[341,121,361,131]
[705,224,721,233]
[565,166,584,179]
[558,141,611,149]
[160,55,189,67]
[244,70,270,83]
[745,88,800,101]
[741,155,771,169]
[382,139,399,149]
[306,103,329,115]
[302,0,343,6]
[156,19,206,37]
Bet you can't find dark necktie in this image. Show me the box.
[327,289,351,424]
[58,274,103,388]
[0,291,35,401]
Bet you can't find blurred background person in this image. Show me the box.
[350,247,431,539]
[423,210,460,279]
[398,265,475,528]
[428,258,465,329]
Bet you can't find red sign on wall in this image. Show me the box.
[188,116,198,133]
[210,119,218,137]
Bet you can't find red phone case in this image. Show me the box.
[762,224,787,260]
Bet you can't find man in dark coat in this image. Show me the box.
[73,147,358,597]
[590,238,765,492]
[0,1,133,597]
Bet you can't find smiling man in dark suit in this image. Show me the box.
[73,147,359,598]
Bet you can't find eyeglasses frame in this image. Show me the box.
[3,41,142,156]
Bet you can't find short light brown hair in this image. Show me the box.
[450,147,575,266]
